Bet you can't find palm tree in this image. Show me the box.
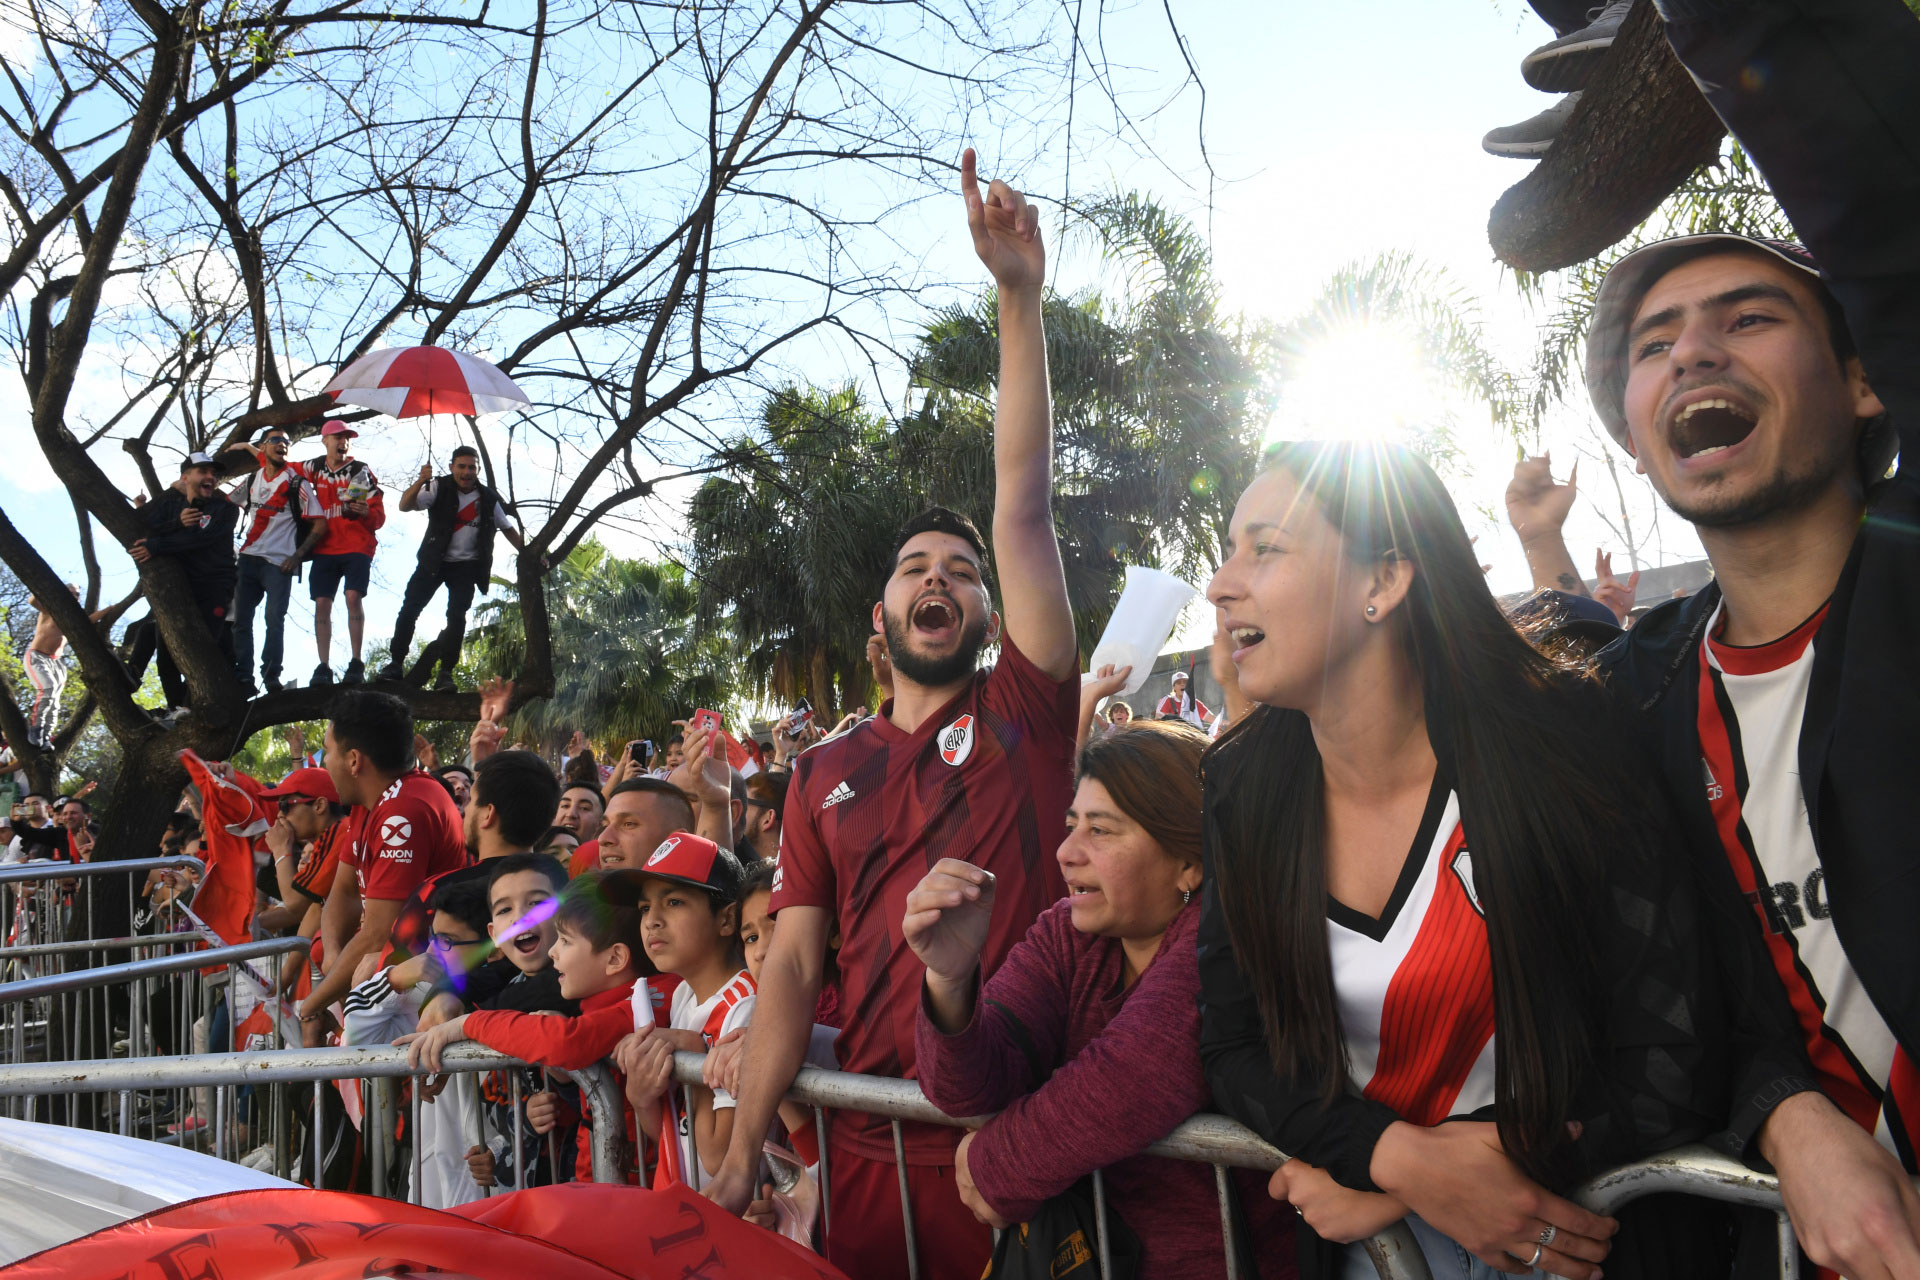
[460,541,735,748]
[690,196,1520,690]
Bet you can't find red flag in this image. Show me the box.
[4,1184,851,1279]
[178,751,270,947]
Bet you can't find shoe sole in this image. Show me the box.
[1521,37,1614,93]
[1483,137,1555,158]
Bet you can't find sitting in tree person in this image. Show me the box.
[22,584,101,749]
[127,451,239,717]
[379,446,529,692]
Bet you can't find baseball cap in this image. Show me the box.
[258,766,339,803]
[601,832,744,903]
[1169,670,1189,683]
[1585,234,1822,453]
[179,451,216,473]
[320,419,358,439]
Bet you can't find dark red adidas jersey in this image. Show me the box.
[771,633,1077,1162]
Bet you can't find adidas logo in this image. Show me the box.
[821,780,855,809]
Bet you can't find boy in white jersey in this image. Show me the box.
[605,833,753,1185]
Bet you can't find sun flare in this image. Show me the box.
[1267,322,1441,450]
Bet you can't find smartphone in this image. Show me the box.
[628,740,649,764]
[691,709,723,737]
[788,698,813,734]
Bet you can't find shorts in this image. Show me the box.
[822,1141,991,1280]
[308,553,372,601]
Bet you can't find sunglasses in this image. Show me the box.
[263,436,289,446]
[275,796,319,815]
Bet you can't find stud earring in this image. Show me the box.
[1365,604,1378,617]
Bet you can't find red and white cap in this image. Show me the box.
[601,831,744,902]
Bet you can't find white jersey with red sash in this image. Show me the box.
[1697,600,1918,1178]
[1329,787,1498,1126]
[661,969,756,1185]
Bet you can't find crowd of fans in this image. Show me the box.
[2,3,1919,1278]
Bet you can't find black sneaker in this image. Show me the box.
[264,674,285,695]
[239,681,261,699]
[1483,93,1582,159]
[311,663,334,687]
[375,662,406,683]
[342,659,366,686]
[432,671,458,694]
[1521,0,1631,93]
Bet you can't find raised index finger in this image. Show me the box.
[959,147,981,212]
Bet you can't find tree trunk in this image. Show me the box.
[1488,0,1726,273]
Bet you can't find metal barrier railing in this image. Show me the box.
[0,1045,624,1193]
[0,856,204,966]
[667,1050,1431,1280]
[667,1052,1916,1280]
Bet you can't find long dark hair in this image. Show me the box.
[1205,441,1644,1185]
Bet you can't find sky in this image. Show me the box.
[0,0,1705,684]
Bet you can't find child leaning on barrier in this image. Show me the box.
[707,860,839,1172]
[399,869,676,1185]
[605,833,754,1185]
[345,871,494,1207]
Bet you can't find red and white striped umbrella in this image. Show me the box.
[321,346,530,419]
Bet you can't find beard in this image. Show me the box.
[1663,452,1851,528]
[882,597,991,689]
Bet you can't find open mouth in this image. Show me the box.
[1229,625,1266,656]
[1068,884,1101,900]
[1669,397,1758,460]
[911,595,959,638]
[510,931,542,957]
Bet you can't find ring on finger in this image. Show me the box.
[1526,1243,1543,1266]
[1537,1225,1557,1248]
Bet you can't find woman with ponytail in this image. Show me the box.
[1199,441,1736,1280]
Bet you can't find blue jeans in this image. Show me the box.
[1341,1215,1543,1280]
[232,554,294,684]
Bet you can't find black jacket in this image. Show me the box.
[1603,0,1920,1145]
[142,487,239,603]
[415,478,509,590]
[1196,717,1736,1279]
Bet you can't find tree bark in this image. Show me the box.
[1488,0,1726,273]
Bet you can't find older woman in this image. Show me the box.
[909,721,1295,1279]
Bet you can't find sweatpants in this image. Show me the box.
[823,1140,992,1280]
[23,649,64,747]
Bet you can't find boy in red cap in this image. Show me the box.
[605,832,754,1186]
[304,420,384,687]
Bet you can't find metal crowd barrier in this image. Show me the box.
[669,1053,1911,1280]
[667,1050,1430,1280]
[0,856,204,959]
[0,1045,624,1193]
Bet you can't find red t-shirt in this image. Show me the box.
[770,633,1077,1162]
[341,772,469,962]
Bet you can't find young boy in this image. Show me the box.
[605,833,753,1185]
[346,873,494,1207]
[400,870,673,1184]
[399,853,576,1191]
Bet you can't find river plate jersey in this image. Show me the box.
[770,634,1077,1162]
[1697,600,1917,1174]
[1328,785,1497,1126]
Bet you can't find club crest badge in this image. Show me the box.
[938,714,976,767]
[646,836,682,868]
[1450,846,1485,918]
